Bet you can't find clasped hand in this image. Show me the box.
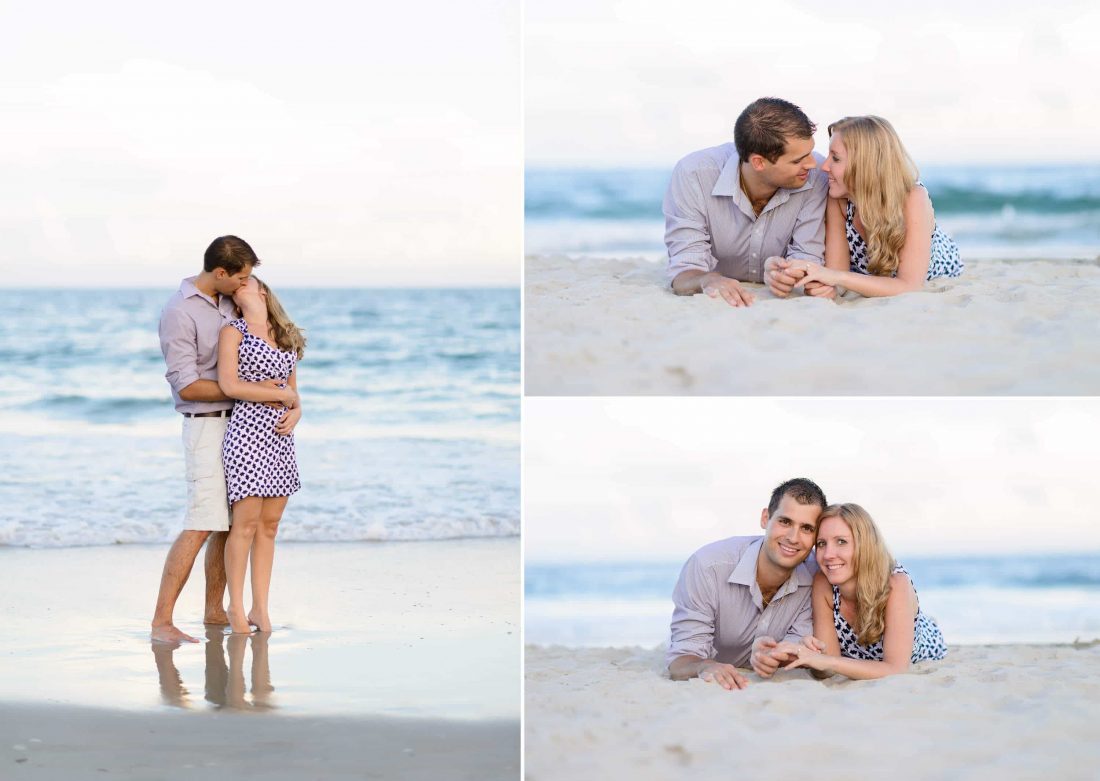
[259,379,301,435]
[750,635,829,678]
[699,636,832,691]
[764,257,838,300]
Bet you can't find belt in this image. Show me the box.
[183,410,231,418]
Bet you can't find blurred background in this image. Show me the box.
[525,0,1100,261]
[1,1,520,288]
[524,397,1100,647]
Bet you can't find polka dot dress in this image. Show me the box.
[846,184,963,280]
[222,318,300,505]
[832,564,948,663]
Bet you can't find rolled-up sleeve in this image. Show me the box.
[667,555,719,667]
[159,307,199,395]
[664,160,718,283]
[785,180,827,264]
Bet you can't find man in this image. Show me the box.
[151,236,299,643]
[664,97,834,306]
[667,478,827,690]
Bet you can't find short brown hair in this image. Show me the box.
[767,478,827,518]
[203,235,261,274]
[734,98,816,164]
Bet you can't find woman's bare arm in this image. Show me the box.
[216,327,299,406]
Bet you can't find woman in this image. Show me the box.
[790,115,962,297]
[785,503,946,679]
[217,277,306,634]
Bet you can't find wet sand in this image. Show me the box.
[2,703,516,780]
[0,539,519,779]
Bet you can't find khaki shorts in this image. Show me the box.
[182,416,231,531]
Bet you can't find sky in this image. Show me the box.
[0,1,520,288]
[526,0,1100,167]
[524,397,1100,562]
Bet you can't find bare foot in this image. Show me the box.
[247,610,272,633]
[151,624,199,644]
[204,608,229,626]
[226,606,252,635]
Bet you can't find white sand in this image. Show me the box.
[524,254,1100,394]
[525,643,1100,780]
[0,539,519,779]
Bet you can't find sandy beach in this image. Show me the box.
[525,643,1100,780]
[0,539,519,779]
[524,254,1100,395]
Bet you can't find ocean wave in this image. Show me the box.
[526,166,1100,221]
[25,394,166,417]
[0,424,519,551]
[0,514,519,548]
[932,188,1100,216]
[526,555,1100,598]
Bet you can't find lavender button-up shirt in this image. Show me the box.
[158,276,238,415]
[667,535,815,669]
[664,143,828,284]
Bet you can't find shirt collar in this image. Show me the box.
[712,157,758,220]
[711,153,743,198]
[712,155,818,215]
[181,275,213,302]
[180,275,235,316]
[729,537,763,587]
[728,536,813,605]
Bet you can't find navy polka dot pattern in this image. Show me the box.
[846,184,963,280]
[222,319,300,505]
[832,564,948,663]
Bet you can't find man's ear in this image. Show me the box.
[760,508,769,530]
[212,268,226,279]
[749,154,767,172]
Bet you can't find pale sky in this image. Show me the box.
[524,398,1100,562]
[526,0,1100,166]
[0,1,520,288]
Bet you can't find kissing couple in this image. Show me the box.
[151,236,306,642]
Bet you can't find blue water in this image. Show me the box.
[0,288,519,547]
[525,164,1100,260]
[525,555,1100,646]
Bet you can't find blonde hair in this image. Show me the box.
[255,278,307,359]
[820,503,895,646]
[828,116,918,277]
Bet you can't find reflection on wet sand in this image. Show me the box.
[151,629,275,711]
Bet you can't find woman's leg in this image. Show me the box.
[225,632,248,709]
[248,495,288,632]
[225,497,262,634]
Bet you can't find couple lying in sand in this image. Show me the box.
[668,478,947,688]
[665,97,963,306]
[152,236,306,642]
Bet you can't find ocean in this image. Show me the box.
[0,287,519,547]
[525,164,1100,260]
[526,554,1100,647]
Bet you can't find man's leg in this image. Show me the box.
[204,531,229,625]
[150,641,187,707]
[177,414,231,628]
[151,530,211,643]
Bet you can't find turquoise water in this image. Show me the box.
[526,555,1100,646]
[0,288,519,546]
[526,165,1100,260]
